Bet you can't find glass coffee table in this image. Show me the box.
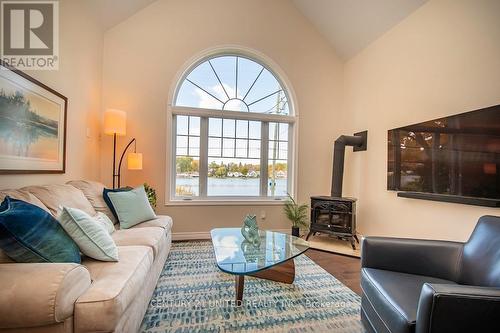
[210,228,309,302]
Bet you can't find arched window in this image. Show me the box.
[171,53,296,201]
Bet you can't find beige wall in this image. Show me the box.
[0,0,103,189]
[101,0,344,234]
[343,0,500,241]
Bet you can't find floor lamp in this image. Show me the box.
[104,109,143,188]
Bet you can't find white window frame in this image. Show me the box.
[166,48,298,206]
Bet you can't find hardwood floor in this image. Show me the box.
[305,249,362,295]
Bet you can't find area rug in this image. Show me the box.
[140,241,365,332]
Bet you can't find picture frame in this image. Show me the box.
[0,60,67,174]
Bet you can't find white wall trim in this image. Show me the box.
[172,228,291,241]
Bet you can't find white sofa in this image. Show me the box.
[0,180,172,333]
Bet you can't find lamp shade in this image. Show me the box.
[127,153,143,170]
[104,109,126,136]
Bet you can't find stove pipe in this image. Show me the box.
[331,132,367,198]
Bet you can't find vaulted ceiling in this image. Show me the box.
[83,0,428,61]
[292,0,428,60]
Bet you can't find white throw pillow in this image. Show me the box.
[94,212,115,234]
[57,206,119,261]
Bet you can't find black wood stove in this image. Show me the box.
[306,131,367,249]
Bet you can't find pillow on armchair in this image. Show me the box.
[0,197,81,263]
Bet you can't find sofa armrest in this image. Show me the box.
[416,283,500,333]
[361,237,463,280]
[0,263,91,329]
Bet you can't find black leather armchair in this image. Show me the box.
[360,215,500,333]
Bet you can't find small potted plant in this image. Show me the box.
[144,183,157,211]
[283,194,309,237]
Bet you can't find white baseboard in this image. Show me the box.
[172,228,291,241]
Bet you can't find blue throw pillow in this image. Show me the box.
[103,187,132,220]
[0,197,81,263]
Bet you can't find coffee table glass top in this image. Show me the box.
[210,228,309,275]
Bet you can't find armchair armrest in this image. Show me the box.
[0,263,91,329]
[416,283,500,333]
[361,237,463,280]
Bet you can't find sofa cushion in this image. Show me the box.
[67,180,117,224]
[130,215,173,233]
[111,227,165,258]
[23,184,96,217]
[361,268,456,333]
[75,246,153,332]
[0,197,81,263]
[0,189,50,213]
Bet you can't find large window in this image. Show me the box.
[171,54,295,201]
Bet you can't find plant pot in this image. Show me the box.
[291,227,300,237]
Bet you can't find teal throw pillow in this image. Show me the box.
[107,185,156,229]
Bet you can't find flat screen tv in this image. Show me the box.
[388,104,500,207]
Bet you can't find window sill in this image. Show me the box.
[165,198,287,206]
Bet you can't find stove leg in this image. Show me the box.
[354,234,360,243]
[350,237,356,250]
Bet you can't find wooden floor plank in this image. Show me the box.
[305,249,362,295]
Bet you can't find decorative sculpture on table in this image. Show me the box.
[241,214,261,247]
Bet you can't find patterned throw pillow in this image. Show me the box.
[58,207,119,262]
[0,197,81,263]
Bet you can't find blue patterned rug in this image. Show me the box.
[140,241,364,332]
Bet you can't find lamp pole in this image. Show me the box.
[114,138,137,188]
[112,133,117,188]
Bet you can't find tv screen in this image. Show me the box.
[388,105,500,200]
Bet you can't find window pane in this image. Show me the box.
[176,135,188,156]
[208,138,221,157]
[248,140,260,158]
[189,136,200,156]
[278,141,288,160]
[236,120,248,138]
[268,160,288,196]
[235,139,248,158]
[177,116,188,135]
[222,138,235,157]
[249,121,261,139]
[237,57,264,99]
[207,158,260,196]
[210,56,236,99]
[175,156,199,197]
[209,118,222,137]
[269,123,277,140]
[223,119,235,137]
[189,117,200,136]
[279,123,289,141]
[186,61,227,103]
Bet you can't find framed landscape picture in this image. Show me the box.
[0,61,67,174]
